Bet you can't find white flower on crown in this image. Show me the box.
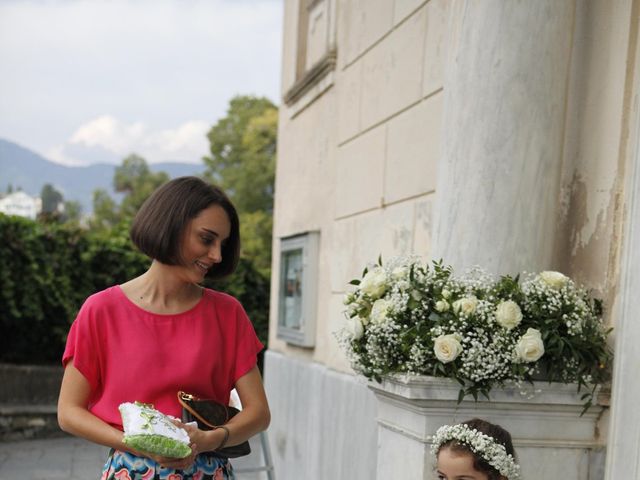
[430,423,521,480]
[360,267,388,299]
[495,300,523,330]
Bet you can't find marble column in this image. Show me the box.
[432,0,575,275]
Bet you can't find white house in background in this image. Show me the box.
[0,191,41,219]
[265,1,640,479]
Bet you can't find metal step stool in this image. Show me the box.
[234,430,275,479]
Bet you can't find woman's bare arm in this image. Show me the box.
[58,363,197,469]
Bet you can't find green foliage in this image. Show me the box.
[203,95,277,276]
[90,154,169,229]
[204,257,270,347]
[114,154,169,218]
[0,214,269,364]
[40,183,63,214]
[0,214,90,363]
[339,256,613,412]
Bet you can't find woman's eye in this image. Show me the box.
[201,236,213,245]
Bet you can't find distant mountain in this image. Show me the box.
[0,138,206,214]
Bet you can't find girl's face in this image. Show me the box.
[179,203,231,282]
[436,447,490,480]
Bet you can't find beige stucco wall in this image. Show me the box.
[271,0,449,372]
[271,0,635,373]
[267,1,640,478]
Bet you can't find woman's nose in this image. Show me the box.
[208,244,223,263]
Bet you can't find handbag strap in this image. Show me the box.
[177,391,226,429]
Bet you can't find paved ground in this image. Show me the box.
[0,435,272,480]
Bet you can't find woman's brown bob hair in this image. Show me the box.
[130,176,240,280]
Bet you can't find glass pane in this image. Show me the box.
[280,248,303,329]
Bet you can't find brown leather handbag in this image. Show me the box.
[177,391,251,458]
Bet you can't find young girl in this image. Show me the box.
[58,177,270,479]
[432,418,520,480]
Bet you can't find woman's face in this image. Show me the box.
[436,447,490,480]
[179,203,231,282]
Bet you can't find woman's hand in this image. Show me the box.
[170,419,226,453]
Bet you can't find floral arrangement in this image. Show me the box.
[431,423,521,479]
[337,256,612,410]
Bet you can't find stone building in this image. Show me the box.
[264,1,640,478]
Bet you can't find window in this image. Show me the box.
[277,232,320,347]
[284,0,336,110]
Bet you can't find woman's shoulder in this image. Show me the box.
[79,286,124,314]
[203,288,243,311]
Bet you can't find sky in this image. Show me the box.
[0,0,283,166]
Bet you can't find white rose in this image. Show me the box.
[345,317,364,340]
[452,295,478,316]
[539,271,569,290]
[495,300,523,330]
[391,266,408,280]
[441,289,452,299]
[370,299,392,325]
[360,267,388,299]
[515,328,545,362]
[435,300,450,312]
[434,334,463,363]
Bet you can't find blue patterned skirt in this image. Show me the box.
[100,449,235,480]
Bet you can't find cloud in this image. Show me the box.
[47,115,210,166]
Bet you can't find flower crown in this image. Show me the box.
[431,423,521,479]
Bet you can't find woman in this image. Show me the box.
[432,418,520,480]
[58,176,270,479]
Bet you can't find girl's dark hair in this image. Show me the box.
[440,418,516,480]
[130,176,240,280]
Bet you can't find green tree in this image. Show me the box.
[62,200,83,223]
[40,183,63,214]
[203,96,278,275]
[90,154,169,228]
[114,154,169,218]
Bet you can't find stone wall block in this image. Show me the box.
[360,7,426,130]
[335,124,385,218]
[385,93,442,203]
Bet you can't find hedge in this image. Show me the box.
[0,214,270,364]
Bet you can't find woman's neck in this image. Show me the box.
[121,261,203,314]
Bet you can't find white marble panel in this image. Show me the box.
[422,0,449,97]
[433,0,574,275]
[393,0,427,26]
[360,6,426,130]
[337,60,363,143]
[371,375,607,480]
[555,0,630,287]
[335,125,385,218]
[377,426,430,480]
[385,93,442,203]
[338,0,394,67]
[264,351,378,480]
[413,196,433,258]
